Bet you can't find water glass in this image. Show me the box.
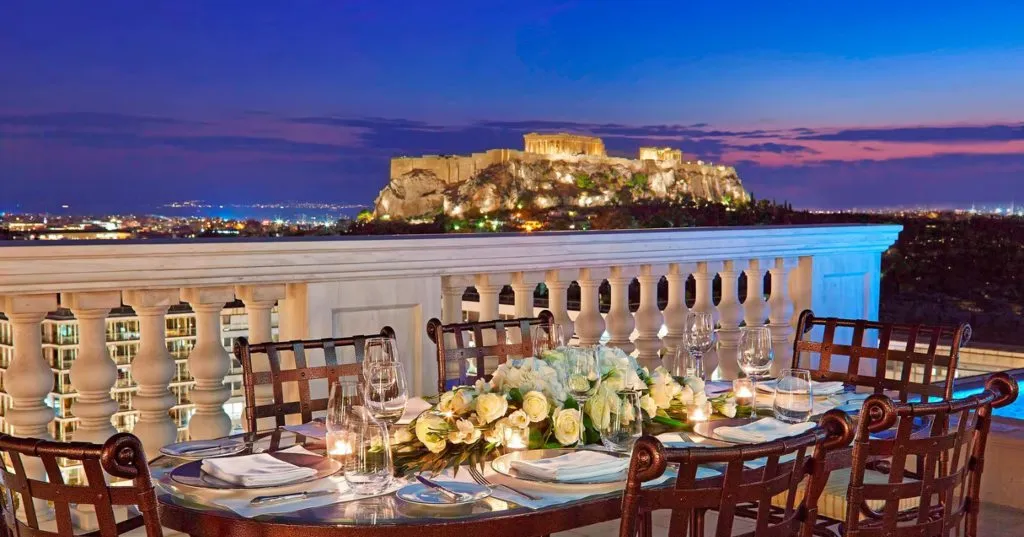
[683,312,716,380]
[773,369,813,423]
[363,336,398,379]
[363,361,408,426]
[738,326,773,380]
[342,417,394,495]
[672,346,705,379]
[530,323,567,354]
[566,346,600,445]
[327,379,360,432]
[599,390,643,452]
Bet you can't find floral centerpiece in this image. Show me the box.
[392,346,737,474]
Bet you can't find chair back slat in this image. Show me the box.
[426,311,554,393]
[793,309,970,403]
[0,433,160,537]
[841,372,1018,536]
[233,326,396,433]
[620,411,854,537]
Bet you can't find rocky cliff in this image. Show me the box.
[374,151,748,219]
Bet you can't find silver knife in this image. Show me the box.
[415,475,462,503]
[249,489,336,506]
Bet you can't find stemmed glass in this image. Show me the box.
[530,323,567,354]
[565,346,600,446]
[773,369,813,424]
[598,390,643,452]
[363,361,409,428]
[738,326,773,381]
[363,336,398,380]
[681,312,716,380]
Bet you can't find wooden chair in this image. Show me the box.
[837,372,1017,536]
[233,326,395,432]
[793,310,971,403]
[0,432,161,537]
[619,410,854,537]
[426,311,553,393]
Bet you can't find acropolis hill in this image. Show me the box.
[373,133,749,219]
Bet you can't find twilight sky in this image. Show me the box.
[2,0,1023,212]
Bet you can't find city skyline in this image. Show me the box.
[2,1,1023,212]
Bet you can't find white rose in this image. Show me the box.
[438,391,456,414]
[485,418,507,444]
[694,391,708,408]
[475,392,509,424]
[508,409,530,429]
[650,382,676,409]
[521,391,550,422]
[677,385,695,405]
[552,407,582,446]
[414,413,448,453]
[683,376,706,396]
[448,418,481,444]
[720,402,737,418]
[451,389,475,415]
[393,427,414,444]
[474,378,490,394]
[640,394,658,417]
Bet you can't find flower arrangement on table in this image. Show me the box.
[392,346,738,474]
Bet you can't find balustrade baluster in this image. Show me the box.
[662,263,691,357]
[181,287,235,440]
[544,270,574,340]
[511,273,541,345]
[122,289,179,455]
[691,262,718,376]
[605,267,636,353]
[575,268,606,346]
[63,291,121,443]
[741,260,769,378]
[236,285,285,432]
[634,265,665,369]
[768,258,796,376]
[2,294,58,519]
[716,261,743,379]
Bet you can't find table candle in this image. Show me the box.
[686,403,710,424]
[733,378,755,408]
[503,425,529,451]
[327,430,354,457]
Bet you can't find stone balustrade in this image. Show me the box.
[0,224,901,461]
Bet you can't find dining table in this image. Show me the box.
[152,389,880,537]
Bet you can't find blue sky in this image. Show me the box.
[2,0,1023,211]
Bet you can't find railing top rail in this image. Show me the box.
[0,224,902,294]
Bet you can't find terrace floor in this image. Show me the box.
[552,502,1024,536]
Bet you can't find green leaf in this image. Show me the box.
[528,427,546,449]
[563,396,579,410]
[652,415,690,430]
[508,388,524,406]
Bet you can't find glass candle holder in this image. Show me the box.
[686,402,711,424]
[327,430,355,458]
[733,378,755,408]
[502,425,529,452]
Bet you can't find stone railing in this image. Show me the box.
[0,224,901,459]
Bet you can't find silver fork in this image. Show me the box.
[466,466,542,501]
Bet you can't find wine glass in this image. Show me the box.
[773,369,813,423]
[363,336,398,380]
[363,361,409,427]
[598,390,643,452]
[565,346,600,446]
[738,326,773,381]
[530,323,566,354]
[682,312,716,380]
[672,346,704,379]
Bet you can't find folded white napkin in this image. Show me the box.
[283,421,327,440]
[201,445,319,487]
[210,476,405,517]
[510,451,628,482]
[397,397,433,425]
[714,418,815,444]
[757,379,845,396]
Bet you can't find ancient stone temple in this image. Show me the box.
[524,133,606,156]
[638,147,684,164]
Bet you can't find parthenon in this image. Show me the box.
[524,132,606,157]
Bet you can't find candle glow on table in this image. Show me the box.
[327,430,354,456]
[503,425,529,451]
[686,403,710,424]
[733,378,755,408]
